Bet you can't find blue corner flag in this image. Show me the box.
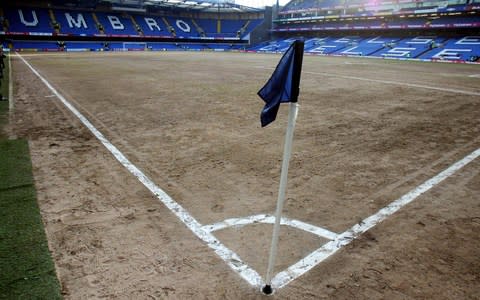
[258,40,304,127]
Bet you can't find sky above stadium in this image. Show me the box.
[234,0,290,8]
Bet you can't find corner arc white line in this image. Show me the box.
[16,53,264,288]
[272,147,480,289]
[203,214,338,240]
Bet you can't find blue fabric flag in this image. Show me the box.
[258,40,304,127]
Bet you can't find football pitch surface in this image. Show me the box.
[9,51,480,299]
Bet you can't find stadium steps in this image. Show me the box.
[161,17,176,37]
[415,47,436,58]
[217,19,221,34]
[92,13,105,34]
[129,14,144,36]
[368,46,387,56]
[191,19,206,37]
[238,20,251,38]
[48,9,60,34]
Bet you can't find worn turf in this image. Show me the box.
[0,54,63,299]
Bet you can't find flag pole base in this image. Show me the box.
[262,285,273,295]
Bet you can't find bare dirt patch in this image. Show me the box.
[10,52,480,299]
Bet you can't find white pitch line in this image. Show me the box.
[8,54,13,111]
[16,53,264,288]
[13,53,70,57]
[271,147,480,289]
[257,66,480,96]
[203,214,338,241]
[303,70,480,96]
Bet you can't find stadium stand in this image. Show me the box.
[1,1,264,52]
[94,12,139,36]
[0,0,478,63]
[133,15,170,37]
[53,9,99,36]
[4,8,52,34]
[249,34,480,62]
[372,36,448,59]
[420,36,480,61]
[257,0,480,62]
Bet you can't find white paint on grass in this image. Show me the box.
[271,147,480,289]
[258,66,480,96]
[16,52,264,288]
[303,70,480,96]
[468,74,480,78]
[344,61,368,65]
[8,54,13,111]
[203,214,338,240]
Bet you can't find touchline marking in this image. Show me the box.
[8,54,13,111]
[14,53,70,57]
[271,147,480,289]
[257,66,480,96]
[16,53,264,288]
[304,70,480,96]
[203,214,338,240]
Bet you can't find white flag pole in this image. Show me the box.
[263,102,299,294]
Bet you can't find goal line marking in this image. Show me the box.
[272,147,480,288]
[16,52,264,288]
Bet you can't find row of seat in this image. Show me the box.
[3,35,479,62]
[250,36,480,61]
[274,16,480,32]
[2,7,263,40]
[3,40,247,51]
[280,0,480,15]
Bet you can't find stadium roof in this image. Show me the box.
[99,0,264,12]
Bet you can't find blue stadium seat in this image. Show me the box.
[220,19,244,37]
[372,36,446,58]
[54,9,98,35]
[133,15,171,37]
[252,38,296,52]
[195,18,218,37]
[334,37,400,56]
[2,6,263,41]
[307,36,363,54]
[95,12,138,36]
[419,36,480,61]
[165,17,199,38]
[4,7,52,34]
[243,19,263,37]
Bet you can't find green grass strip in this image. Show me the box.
[0,57,63,299]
